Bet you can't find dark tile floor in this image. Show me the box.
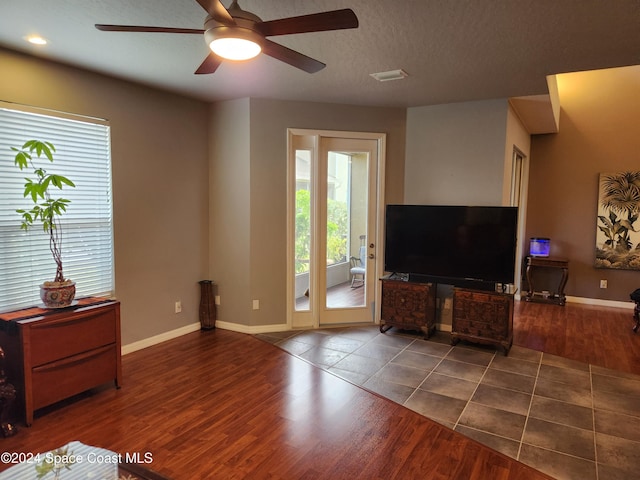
[257,326,640,480]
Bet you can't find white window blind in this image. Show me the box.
[0,103,114,311]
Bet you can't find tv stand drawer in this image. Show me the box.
[380,279,436,338]
[451,288,513,354]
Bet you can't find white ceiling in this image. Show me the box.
[1,0,639,108]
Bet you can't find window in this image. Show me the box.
[0,103,114,311]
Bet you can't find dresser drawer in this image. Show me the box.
[452,317,509,339]
[452,287,513,354]
[453,292,512,322]
[380,279,436,337]
[29,305,117,367]
[381,288,428,323]
[32,344,117,410]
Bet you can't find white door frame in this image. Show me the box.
[286,129,386,329]
[510,146,530,298]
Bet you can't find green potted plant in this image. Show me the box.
[11,140,76,308]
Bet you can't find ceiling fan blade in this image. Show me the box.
[95,24,204,34]
[261,39,325,74]
[195,52,223,74]
[195,0,235,24]
[257,9,358,37]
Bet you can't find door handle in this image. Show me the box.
[369,243,375,248]
[368,253,375,259]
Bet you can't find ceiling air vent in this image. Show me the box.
[369,69,409,82]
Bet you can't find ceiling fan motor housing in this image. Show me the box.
[203,12,264,52]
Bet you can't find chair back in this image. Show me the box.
[359,245,367,267]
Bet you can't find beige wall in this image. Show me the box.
[6,44,633,346]
[403,98,531,326]
[0,48,210,345]
[405,99,513,206]
[210,98,406,327]
[527,66,640,302]
[208,99,252,325]
[504,105,532,205]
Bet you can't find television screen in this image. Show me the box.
[384,205,518,285]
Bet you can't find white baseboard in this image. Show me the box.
[122,322,201,355]
[565,295,634,310]
[215,320,289,334]
[123,295,636,355]
[121,320,290,356]
[515,294,634,309]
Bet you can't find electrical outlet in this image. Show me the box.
[443,298,452,309]
[174,301,182,313]
[600,279,608,289]
[215,295,221,306]
[252,299,260,310]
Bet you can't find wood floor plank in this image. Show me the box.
[0,328,553,480]
[513,300,640,375]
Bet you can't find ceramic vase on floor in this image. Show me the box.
[199,280,216,330]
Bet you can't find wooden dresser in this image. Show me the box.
[380,278,436,338]
[0,299,121,425]
[451,288,513,355]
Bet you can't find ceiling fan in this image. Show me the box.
[95,0,359,75]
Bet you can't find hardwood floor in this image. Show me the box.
[310,282,639,376]
[0,328,553,480]
[1,300,636,479]
[295,281,365,310]
[513,300,640,375]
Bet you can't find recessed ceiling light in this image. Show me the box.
[25,35,48,46]
[370,69,409,82]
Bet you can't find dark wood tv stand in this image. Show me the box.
[380,278,436,338]
[451,287,514,355]
[379,276,514,355]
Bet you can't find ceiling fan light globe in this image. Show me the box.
[210,37,261,61]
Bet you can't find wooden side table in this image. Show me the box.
[524,256,569,306]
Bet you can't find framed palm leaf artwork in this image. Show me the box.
[595,171,640,270]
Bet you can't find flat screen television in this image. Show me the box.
[384,205,518,287]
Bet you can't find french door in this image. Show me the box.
[287,130,385,328]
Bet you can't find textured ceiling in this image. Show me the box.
[1,0,639,108]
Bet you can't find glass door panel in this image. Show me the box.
[325,151,367,309]
[319,137,377,326]
[294,149,311,312]
[288,131,381,329]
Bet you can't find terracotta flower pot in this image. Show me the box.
[40,281,76,308]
